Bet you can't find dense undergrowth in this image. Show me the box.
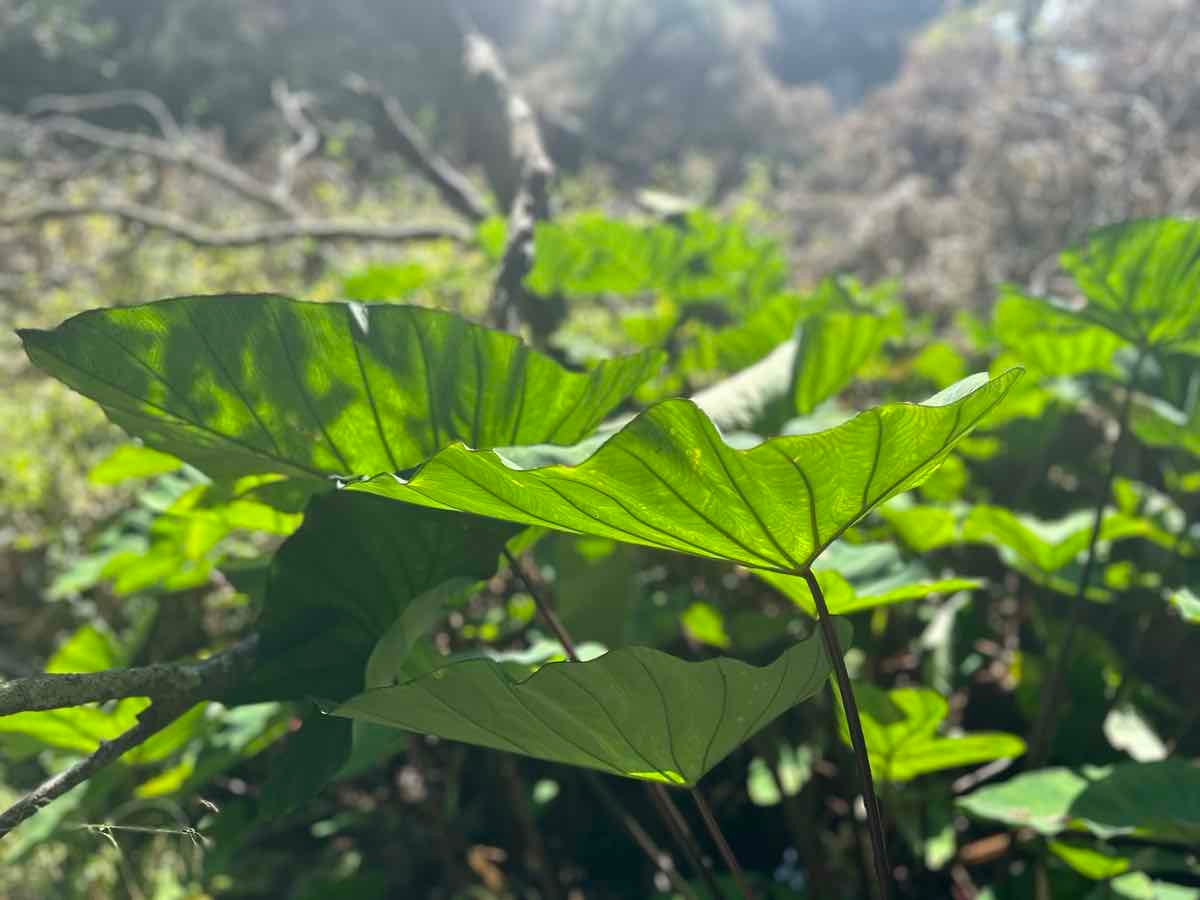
[2,205,1199,900]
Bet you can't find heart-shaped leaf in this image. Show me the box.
[19,294,663,484]
[334,621,844,787]
[352,371,1021,574]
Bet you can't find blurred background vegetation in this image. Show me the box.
[2,1,1200,898]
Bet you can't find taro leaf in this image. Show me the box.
[234,491,521,704]
[958,760,1200,845]
[353,371,1022,575]
[1057,218,1200,353]
[834,685,1025,782]
[993,289,1127,378]
[19,294,663,485]
[1047,840,1198,883]
[334,621,845,786]
[791,277,902,415]
[259,711,352,819]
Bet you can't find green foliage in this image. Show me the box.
[238,491,521,704]
[834,684,1024,781]
[791,277,902,414]
[19,295,663,484]
[9,207,1200,900]
[959,760,1200,844]
[335,622,843,786]
[527,210,787,313]
[353,371,1020,572]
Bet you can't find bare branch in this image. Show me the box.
[0,637,258,717]
[0,700,189,838]
[452,25,561,338]
[28,90,182,142]
[24,115,299,216]
[348,74,492,223]
[271,79,321,204]
[2,201,470,247]
[0,637,259,839]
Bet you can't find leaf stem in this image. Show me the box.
[504,547,730,897]
[583,774,703,900]
[1027,348,1146,767]
[690,787,755,900]
[801,568,892,900]
[650,783,728,900]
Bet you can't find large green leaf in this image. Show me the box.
[19,294,663,483]
[834,685,1024,782]
[1057,218,1200,353]
[334,621,844,786]
[235,491,521,704]
[958,760,1200,845]
[352,371,1022,574]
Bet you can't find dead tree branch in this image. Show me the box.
[0,637,258,717]
[25,115,298,216]
[0,637,259,839]
[271,79,321,204]
[28,90,182,142]
[452,25,562,338]
[2,201,470,247]
[348,75,492,223]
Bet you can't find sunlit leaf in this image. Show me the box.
[747,743,812,806]
[1058,217,1200,353]
[680,602,731,649]
[958,760,1200,845]
[353,371,1022,575]
[88,444,183,485]
[20,294,663,484]
[678,292,801,377]
[1131,397,1200,459]
[528,210,787,313]
[834,685,1024,782]
[1169,588,1200,624]
[335,622,844,787]
[993,289,1127,378]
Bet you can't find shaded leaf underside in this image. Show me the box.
[335,621,844,786]
[233,492,521,704]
